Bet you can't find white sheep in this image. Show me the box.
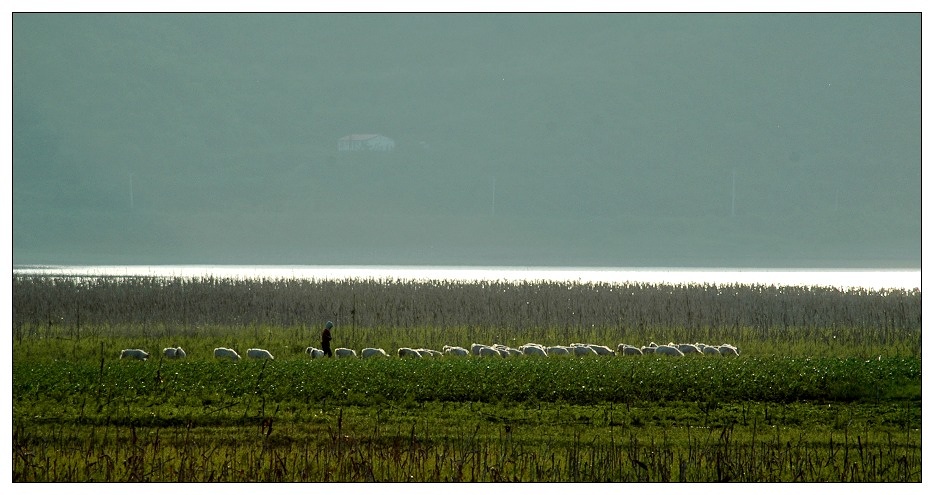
[654,345,684,357]
[617,344,643,356]
[443,345,469,357]
[214,347,241,361]
[305,346,325,358]
[520,344,548,357]
[622,346,644,356]
[493,344,522,357]
[361,347,388,358]
[678,343,702,355]
[334,348,357,358]
[571,345,598,357]
[703,345,721,356]
[247,348,274,360]
[478,346,502,357]
[469,343,498,357]
[162,347,186,359]
[546,346,570,356]
[718,344,740,356]
[398,347,422,358]
[587,344,615,356]
[120,349,149,361]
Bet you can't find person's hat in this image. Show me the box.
[325,321,333,329]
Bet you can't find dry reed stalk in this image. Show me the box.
[13,276,920,351]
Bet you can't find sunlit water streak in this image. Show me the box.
[12,265,920,291]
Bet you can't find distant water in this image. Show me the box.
[11,265,921,291]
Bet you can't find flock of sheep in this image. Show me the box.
[118,346,274,361]
[119,341,740,362]
[302,341,740,359]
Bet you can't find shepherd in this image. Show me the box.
[321,321,334,357]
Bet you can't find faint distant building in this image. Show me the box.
[337,134,395,152]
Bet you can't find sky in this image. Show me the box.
[10,12,921,268]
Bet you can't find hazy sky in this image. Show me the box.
[11,13,921,267]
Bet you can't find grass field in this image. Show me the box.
[12,275,922,482]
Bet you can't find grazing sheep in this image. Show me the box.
[213,347,241,361]
[398,347,422,358]
[335,348,357,358]
[470,343,501,357]
[520,344,548,357]
[478,346,502,357]
[654,345,684,357]
[617,344,643,356]
[587,344,615,356]
[703,345,721,356]
[305,346,325,358]
[247,348,274,360]
[443,345,469,357]
[678,344,702,355]
[493,344,522,357]
[163,347,187,359]
[361,347,388,358]
[546,346,570,356]
[571,345,598,357]
[120,349,149,361]
[487,344,509,357]
[718,344,740,356]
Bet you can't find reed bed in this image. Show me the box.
[12,275,921,357]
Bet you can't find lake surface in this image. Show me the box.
[11,265,921,291]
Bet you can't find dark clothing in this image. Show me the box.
[321,328,332,357]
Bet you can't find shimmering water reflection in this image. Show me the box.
[12,265,920,291]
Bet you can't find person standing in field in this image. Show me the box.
[321,321,333,357]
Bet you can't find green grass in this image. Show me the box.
[13,350,921,420]
[13,333,922,481]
